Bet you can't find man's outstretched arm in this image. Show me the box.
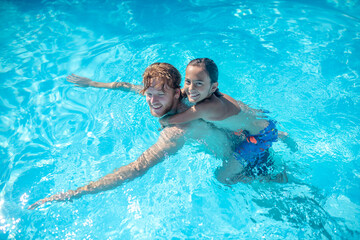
[28,127,185,209]
[66,74,143,93]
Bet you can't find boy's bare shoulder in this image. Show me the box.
[194,95,221,111]
[194,95,226,120]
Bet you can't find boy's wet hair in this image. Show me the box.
[187,58,222,97]
[141,62,182,94]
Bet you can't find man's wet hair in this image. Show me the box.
[141,62,181,94]
[187,58,222,97]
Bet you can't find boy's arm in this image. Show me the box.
[160,105,204,127]
[66,74,143,94]
[278,131,298,152]
[28,127,186,210]
[161,101,223,127]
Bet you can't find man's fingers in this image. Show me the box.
[27,192,72,210]
[28,203,39,210]
[66,75,76,82]
[67,75,83,84]
[28,200,43,210]
[67,73,81,79]
[28,203,37,210]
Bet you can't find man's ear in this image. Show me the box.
[211,82,219,93]
[174,88,181,99]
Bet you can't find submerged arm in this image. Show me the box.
[28,127,185,209]
[278,131,298,152]
[66,74,143,93]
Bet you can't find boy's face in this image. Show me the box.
[145,79,180,117]
[184,65,218,103]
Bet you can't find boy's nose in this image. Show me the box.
[189,83,194,90]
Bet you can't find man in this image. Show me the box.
[28,62,290,209]
[28,63,232,209]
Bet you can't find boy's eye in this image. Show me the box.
[146,93,152,97]
[158,93,165,96]
[196,82,202,86]
[185,80,190,85]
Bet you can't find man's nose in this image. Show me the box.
[150,95,158,104]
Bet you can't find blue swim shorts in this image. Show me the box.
[234,120,278,176]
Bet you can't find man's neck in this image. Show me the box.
[176,98,191,114]
[162,98,186,118]
[169,99,181,115]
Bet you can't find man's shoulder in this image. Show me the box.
[160,124,188,141]
[155,124,190,151]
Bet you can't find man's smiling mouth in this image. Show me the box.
[151,105,162,109]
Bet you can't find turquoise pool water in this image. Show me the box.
[1,0,359,239]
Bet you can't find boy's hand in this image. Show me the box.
[66,74,94,87]
[278,131,298,152]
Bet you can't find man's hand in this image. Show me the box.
[66,74,142,92]
[28,190,77,210]
[66,74,94,87]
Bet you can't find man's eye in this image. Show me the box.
[158,93,165,96]
[147,93,152,97]
[196,83,202,86]
[185,80,190,85]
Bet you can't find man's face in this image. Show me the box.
[145,79,180,117]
